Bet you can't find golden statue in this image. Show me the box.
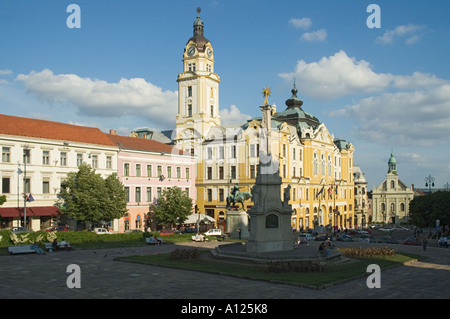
[262,87,271,105]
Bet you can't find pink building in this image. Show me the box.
[107,132,196,233]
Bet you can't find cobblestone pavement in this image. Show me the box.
[0,241,449,299]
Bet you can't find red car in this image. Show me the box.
[403,237,420,246]
[159,229,174,235]
[45,226,69,232]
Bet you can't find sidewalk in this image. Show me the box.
[0,241,449,299]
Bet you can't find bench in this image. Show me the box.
[8,245,37,255]
[44,242,72,251]
[146,237,165,245]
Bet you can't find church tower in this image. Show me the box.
[175,8,221,156]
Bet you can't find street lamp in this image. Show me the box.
[424,174,435,194]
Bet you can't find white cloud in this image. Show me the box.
[15,69,178,129]
[219,105,251,125]
[289,17,311,29]
[0,69,13,76]
[279,50,392,100]
[300,29,327,42]
[330,84,450,146]
[376,24,425,45]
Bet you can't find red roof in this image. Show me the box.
[107,134,186,155]
[0,114,116,146]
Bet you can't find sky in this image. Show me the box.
[1,0,449,191]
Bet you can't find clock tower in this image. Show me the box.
[175,8,221,156]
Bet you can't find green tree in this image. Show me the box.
[410,191,450,230]
[152,187,193,229]
[58,163,127,227]
[0,195,6,206]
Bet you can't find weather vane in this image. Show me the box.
[262,87,271,105]
[197,7,201,16]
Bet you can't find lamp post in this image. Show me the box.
[23,147,30,229]
[424,174,435,194]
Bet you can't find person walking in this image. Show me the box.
[422,237,428,252]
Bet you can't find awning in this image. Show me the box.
[0,206,61,218]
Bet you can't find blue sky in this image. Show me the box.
[1,0,450,191]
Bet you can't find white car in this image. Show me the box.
[379,227,394,232]
[358,235,371,243]
[204,229,222,236]
[93,227,112,234]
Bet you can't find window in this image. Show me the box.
[60,152,67,166]
[207,167,212,180]
[207,189,212,202]
[219,146,224,159]
[188,86,192,97]
[136,164,141,177]
[2,147,10,162]
[135,187,141,203]
[106,156,112,169]
[125,187,130,202]
[43,181,50,194]
[219,189,224,202]
[219,166,224,179]
[188,104,192,117]
[176,167,181,179]
[157,187,162,199]
[231,145,236,158]
[24,178,30,194]
[321,153,325,175]
[283,144,286,157]
[211,105,214,117]
[146,187,152,202]
[157,165,162,177]
[77,153,83,166]
[313,152,318,175]
[250,165,256,178]
[2,177,10,193]
[185,167,190,179]
[147,165,152,177]
[167,166,172,178]
[91,155,98,168]
[231,166,236,179]
[43,151,50,165]
[124,163,130,176]
[207,147,213,160]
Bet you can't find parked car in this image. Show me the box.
[376,236,398,244]
[438,236,450,247]
[92,227,112,234]
[159,229,174,235]
[204,229,223,236]
[370,224,382,230]
[9,227,33,233]
[379,227,394,233]
[358,235,371,243]
[44,226,69,232]
[403,237,420,246]
[298,233,315,241]
[338,235,354,242]
[182,228,198,234]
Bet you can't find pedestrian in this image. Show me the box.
[238,228,242,240]
[422,238,428,252]
[31,242,45,255]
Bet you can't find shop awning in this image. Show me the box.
[0,206,61,218]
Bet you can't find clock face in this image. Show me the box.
[207,48,212,58]
[187,46,196,57]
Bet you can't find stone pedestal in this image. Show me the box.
[226,210,250,239]
[246,155,294,254]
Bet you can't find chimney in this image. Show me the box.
[109,129,117,135]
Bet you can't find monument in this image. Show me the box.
[225,185,251,239]
[245,87,294,253]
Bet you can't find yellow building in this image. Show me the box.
[174,11,355,231]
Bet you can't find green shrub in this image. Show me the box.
[170,248,200,260]
[338,247,396,257]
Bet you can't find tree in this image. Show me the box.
[410,191,450,230]
[58,163,127,227]
[152,187,193,229]
[0,195,6,207]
